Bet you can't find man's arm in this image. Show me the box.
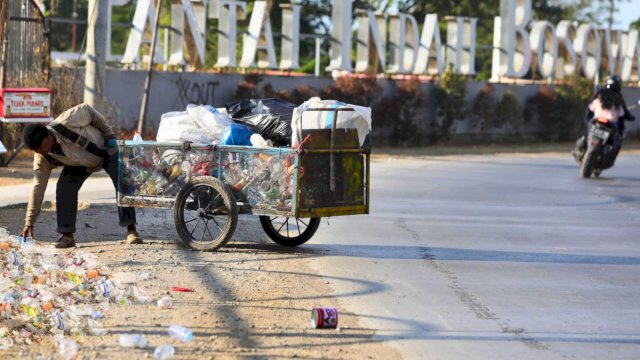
[24,153,54,228]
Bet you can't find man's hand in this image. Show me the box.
[105,135,117,147]
[20,225,33,238]
[105,135,118,156]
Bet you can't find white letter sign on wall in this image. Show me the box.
[121,0,165,64]
[574,24,601,79]
[168,3,186,66]
[388,13,420,73]
[215,0,246,67]
[355,10,387,73]
[492,0,532,78]
[554,21,577,78]
[530,21,558,78]
[621,30,640,82]
[240,1,277,68]
[279,4,301,70]
[208,0,220,18]
[445,16,477,75]
[106,0,640,83]
[601,29,624,76]
[168,0,207,66]
[326,0,352,72]
[413,14,444,75]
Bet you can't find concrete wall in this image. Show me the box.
[92,69,640,139]
[103,70,335,133]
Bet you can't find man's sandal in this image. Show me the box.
[54,235,76,249]
[126,232,144,244]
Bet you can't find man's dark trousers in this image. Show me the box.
[56,150,136,234]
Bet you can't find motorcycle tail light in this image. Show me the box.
[596,117,609,124]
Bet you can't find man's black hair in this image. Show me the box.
[597,89,623,110]
[22,123,50,150]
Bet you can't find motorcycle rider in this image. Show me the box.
[573,75,635,161]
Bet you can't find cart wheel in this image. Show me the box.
[173,176,238,251]
[259,216,321,247]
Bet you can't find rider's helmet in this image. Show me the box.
[604,75,622,92]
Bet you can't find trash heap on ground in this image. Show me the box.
[0,228,150,346]
[121,97,372,207]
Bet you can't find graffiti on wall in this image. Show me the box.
[176,77,219,107]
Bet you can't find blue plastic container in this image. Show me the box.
[220,123,254,146]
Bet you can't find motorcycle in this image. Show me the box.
[578,117,620,178]
[575,100,639,178]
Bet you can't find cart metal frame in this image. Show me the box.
[117,107,370,251]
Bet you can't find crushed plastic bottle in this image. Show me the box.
[18,236,35,252]
[157,296,173,309]
[0,277,11,291]
[0,227,152,343]
[137,271,151,280]
[154,344,176,360]
[119,333,148,348]
[57,337,79,360]
[168,324,193,342]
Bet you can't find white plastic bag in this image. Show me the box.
[180,128,214,144]
[156,111,197,142]
[291,97,371,147]
[157,105,233,144]
[186,104,233,141]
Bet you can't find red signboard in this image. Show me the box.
[0,88,52,123]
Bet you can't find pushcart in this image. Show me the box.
[117,107,370,251]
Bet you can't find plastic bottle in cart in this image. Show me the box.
[132,131,144,158]
[168,324,193,342]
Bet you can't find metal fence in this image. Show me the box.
[0,0,50,88]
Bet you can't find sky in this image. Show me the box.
[613,0,640,30]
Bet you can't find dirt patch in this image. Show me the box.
[0,203,400,359]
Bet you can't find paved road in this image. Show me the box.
[2,152,639,359]
[305,152,640,359]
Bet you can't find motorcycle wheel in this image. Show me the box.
[593,169,601,177]
[580,147,595,178]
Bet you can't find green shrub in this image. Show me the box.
[524,76,592,142]
[470,83,498,130]
[495,90,524,132]
[232,74,265,100]
[435,65,468,139]
[288,84,320,105]
[373,78,429,146]
[320,76,383,107]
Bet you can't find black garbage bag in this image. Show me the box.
[225,98,296,146]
